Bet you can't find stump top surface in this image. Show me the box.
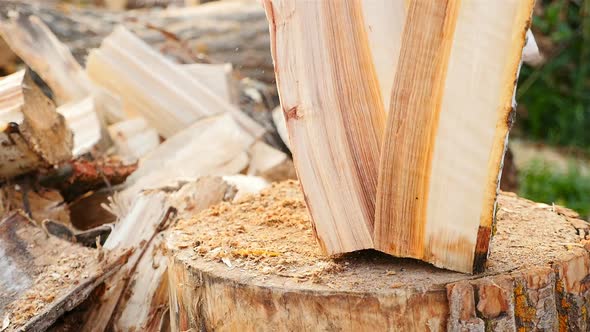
[168,180,586,293]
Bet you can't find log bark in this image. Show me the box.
[166,180,590,331]
[0,0,274,83]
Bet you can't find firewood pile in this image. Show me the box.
[0,1,294,331]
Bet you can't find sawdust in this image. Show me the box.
[2,247,98,331]
[173,180,336,282]
[169,180,585,293]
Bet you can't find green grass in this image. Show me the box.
[517,0,590,150]
[518,159,590,217]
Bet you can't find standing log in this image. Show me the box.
[166,180,590,331]
[0,70,73,179]
[375,0,534,273]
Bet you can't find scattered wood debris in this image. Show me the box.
[0,212,126,331]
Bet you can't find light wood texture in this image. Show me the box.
[264,0,385,253]
[0,70,73,179]
[120,114,253,207]
[166,181,590,331]
[361,0,406,111]
[82,192,172,332]
[86,26,264,139]
[182,63,236,104]
[107,117,160,162]
[0,12,125,126]
[0,14,91,104]
[375,0,535,273]
[56,97,103,157]
[271,106,289,150]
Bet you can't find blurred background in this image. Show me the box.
[512,0,590,218]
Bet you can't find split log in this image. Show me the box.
[0,70,73,179]
[87,25,264,139]
[375,0,534,273]
[166,180,590,331]
[265,0,534,273]
[0,212,125,332]
[264,0,386,253]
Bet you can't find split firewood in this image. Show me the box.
[0,14,92,104]
[222,175,270,202]
[375,0,535,273]
[0,0,274,83]
[120,114,253,206]
[360,0,405,111]
[0,70,73,179]
[56,97,103,157]
[166,180,590,331]
[264,0,386,253]
[87,25,264,139]
[107,118,160,162]
[0,212,125,332]
[81,191,173,332]
[181,62,237,104]
[0,11,125,133]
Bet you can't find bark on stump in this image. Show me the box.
[166,180,590,331]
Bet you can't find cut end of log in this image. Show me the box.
[166,180,590,331]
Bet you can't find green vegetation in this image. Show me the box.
[517,0,590,150]
[519,159,590,216]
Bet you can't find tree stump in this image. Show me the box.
[166,181,590,331]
